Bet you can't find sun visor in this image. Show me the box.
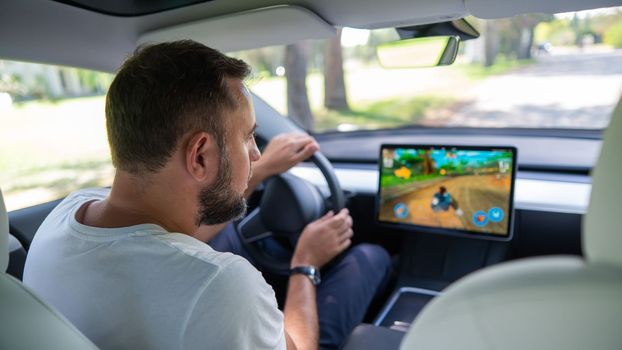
[467,0,622,19]
[138,5,336,52]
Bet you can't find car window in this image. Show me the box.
[231,7,622,133]
[0,61,114,211]
[2,7,620,211]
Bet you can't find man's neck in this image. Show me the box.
[80,171,197,234]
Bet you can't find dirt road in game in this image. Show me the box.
[379,174,511,234]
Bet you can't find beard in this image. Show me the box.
[196,144,248,226]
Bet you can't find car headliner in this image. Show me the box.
[1,0,620,73]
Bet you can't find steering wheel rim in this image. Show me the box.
[235,151,344,275]
[310,152,345,212]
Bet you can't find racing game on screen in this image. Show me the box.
[377,146,515,237]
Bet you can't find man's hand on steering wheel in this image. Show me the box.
[246,132,319,197]
[291,209,354,269]
[233,130,347,274]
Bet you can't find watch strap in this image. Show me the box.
[290,265,321,285]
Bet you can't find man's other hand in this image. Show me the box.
[254,132,319,181]
[291,209,353,268]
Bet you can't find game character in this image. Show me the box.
[431,186,464,216]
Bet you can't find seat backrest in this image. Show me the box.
[1,188,8,273]
[400,96,622,350]
[583,95,622,267]
[0,188,98,349]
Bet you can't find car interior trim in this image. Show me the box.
[138,5,336,54]
[8,234,22,253]
[290,166,591,214]
[373,287,442,327]
[51,0,215,17]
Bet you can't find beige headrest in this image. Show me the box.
[1,188,9,272]
[584,95,622,267]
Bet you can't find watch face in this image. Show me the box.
[292,266,321,285]
[310,269,321,285]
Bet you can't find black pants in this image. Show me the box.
[209,223,391,350]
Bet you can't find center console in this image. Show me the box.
[373,287,440,331]
[342,144,518,349]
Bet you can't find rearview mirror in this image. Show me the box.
[376,36,460,68]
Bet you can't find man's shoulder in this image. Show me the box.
[49,188,109,218]
[155,233,258,278]
[28,188,108,241]
[65,187,109,203]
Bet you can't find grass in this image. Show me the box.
[0,95,114,210]
[1,160,115,211]
[314,95,455,131]
[0,95,110,171]
[456,57,535,80]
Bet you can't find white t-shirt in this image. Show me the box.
[23,188,286,350]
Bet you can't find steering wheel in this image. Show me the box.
[235,151,345,275]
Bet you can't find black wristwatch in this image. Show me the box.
[290,265,321,285]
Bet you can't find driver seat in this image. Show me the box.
[401,96,622,349]
[0,188,98,349]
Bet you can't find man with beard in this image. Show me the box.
[23,40,390,350]
[202,131,391,350]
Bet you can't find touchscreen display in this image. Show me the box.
[377,145,516,239]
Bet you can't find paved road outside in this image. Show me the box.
[423,49,622,128]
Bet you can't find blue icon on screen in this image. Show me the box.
[472,211,489,227]
[488,207,504,223]
[394,203,408,219]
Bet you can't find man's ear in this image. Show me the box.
[185,131,218,182]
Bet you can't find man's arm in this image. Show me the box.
[283,210,354,350]
[245,132,319,198]
[284,275,318,350]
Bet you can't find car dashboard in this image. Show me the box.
[292,164,591,215]
[287,131,594,334]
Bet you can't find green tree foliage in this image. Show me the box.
[77,70,112,94]
[604,20,622,48]
[487,14,553,63]
[0,73,26,96]
[231,46,285,77]
[395,151,424,169]
[534,19,576,45]
[535,10,622,47]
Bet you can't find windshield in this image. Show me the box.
[1,7,621,211]
[231,7,622,132]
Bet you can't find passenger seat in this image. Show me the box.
[0,187,98,349]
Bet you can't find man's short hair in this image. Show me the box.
[105,40,251,174]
